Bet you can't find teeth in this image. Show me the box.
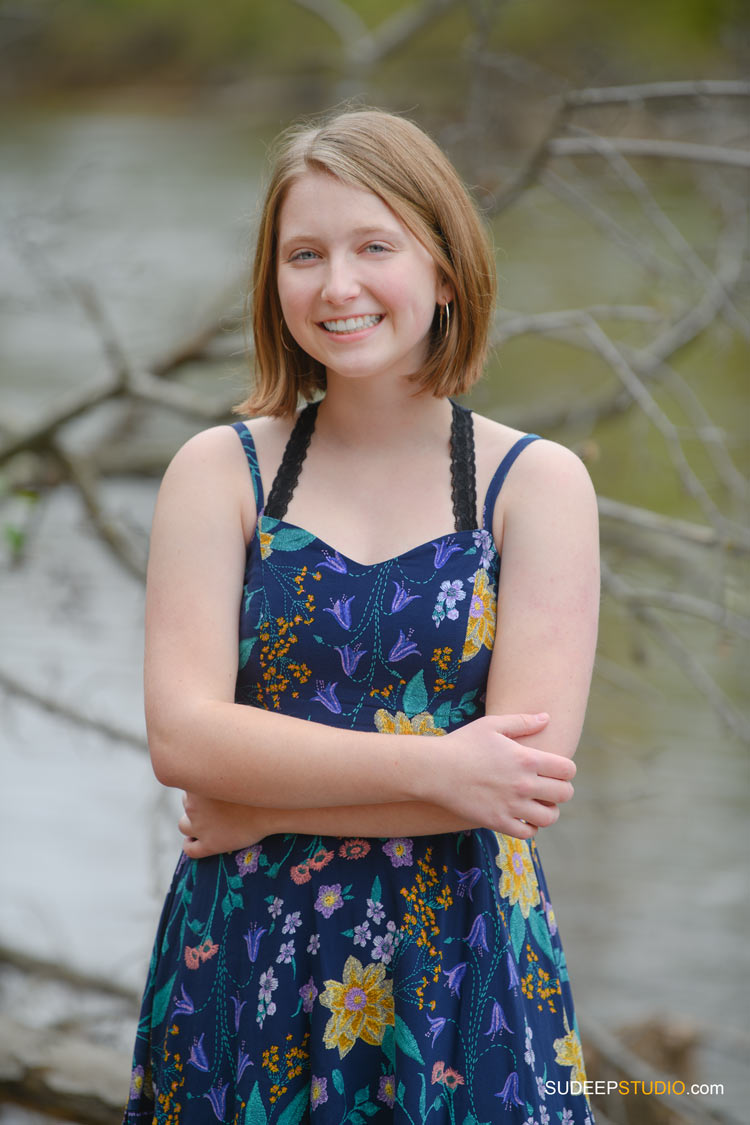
[323,314,382,333]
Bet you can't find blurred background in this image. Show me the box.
[1,1,748,1122]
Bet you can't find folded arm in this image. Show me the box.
[163,429,597,856]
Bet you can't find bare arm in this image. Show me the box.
[484,438,599,757]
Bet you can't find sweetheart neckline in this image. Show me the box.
[254,513,497,570]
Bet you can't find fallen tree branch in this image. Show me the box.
[549,135,750,170]
[0,667,148,752]
[600,560,749,741]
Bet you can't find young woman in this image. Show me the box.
[124,109,599,1124]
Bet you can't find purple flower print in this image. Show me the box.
[237,1045,253,1079]
[335,642,368,675]
[372,931,395,964]
[299,976,318,1013]
[469,592,484,619]
[391,580,421,612]
[432,578,466,626]
[315,883,344,918]
[230,994,246,1031]
[235,843,261,876]
[443,962,467,996]
[310,1075,328,1110]
[497,1071,524,1108]
[507,951,521,991]
[367,898,386,924]
[129,1065,145,1100]
[170,983,194,1021]
[382,837,413,867]
[203,1083,229,1120]
[425,1012,446,1046]
[455,867,482,900]
[472,528,494,568]
[243,924,267,963]
[307,933,321,954]
[187,1032,209,1071]
[268,896,283,918]
[432,537,464,568]
[377,1074,396,1109]
[388,628,421,662]
[323,594,355,629]
[282,911,302,935]
[319,549,348,573]
[311,680,342,713]
[484,1000,513,1039]
[353,921,371,947]
[276,940,295,964]
[465,914,489,954]
[258,968,278,1004]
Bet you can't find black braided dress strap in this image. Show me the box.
[450,399,477,532]
[265,400,320,520]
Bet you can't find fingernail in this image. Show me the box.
[535,712,549,721]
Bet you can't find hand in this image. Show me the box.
[429,712,576,839]
[179,792,269,859]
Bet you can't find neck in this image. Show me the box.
[316,374,452,451]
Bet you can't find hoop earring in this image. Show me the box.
[280,318,294,353]
[439,302,451,340]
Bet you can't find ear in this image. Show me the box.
[437,276,454,306]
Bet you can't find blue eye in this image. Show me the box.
[289,250,318,262]
[365,243,389,254]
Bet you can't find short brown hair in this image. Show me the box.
[236,108,496,418]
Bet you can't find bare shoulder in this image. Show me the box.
[472,411,596,505]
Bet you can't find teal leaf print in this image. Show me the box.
[510,902,526,961]
[433,699,452,729]
[370,875,382,903]
[402,670,428,717]
[222,890,243,918]
[151,971,176,1026]
[354,1087,369,1105]
[395,1013,425,1064]
[277,1084,310,1125]
[333,1068,345,1096]
[239,637,256,669]
[381,1024,396,1067]
[245,1081,268,1125]
[528,905,554,960]
[269,527,317,551]
[187,918,204,934]
[419,1073,427,1119]
[227,875,243,891]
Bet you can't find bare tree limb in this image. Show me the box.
[549,135,750,170]
[0,666,148,752]
[600,560,749,741]
[561,79,750,108]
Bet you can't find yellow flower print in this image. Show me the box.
[319,955,395,1058]
[494,833,540,918]
[461,568,496,662]
[374,710,446,736]
[259,530,274,559]
[554,1022,587,1086]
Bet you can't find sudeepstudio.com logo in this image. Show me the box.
[545,1080,725,1097]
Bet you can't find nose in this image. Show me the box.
[320,253,360,305]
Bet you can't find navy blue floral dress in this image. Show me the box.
[124,402,594,1125]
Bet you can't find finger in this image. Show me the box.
[535,749,577,781]
[524,801,560,829]
[491,712,550,739]
[178,814,194,839]
[534,779,575,806]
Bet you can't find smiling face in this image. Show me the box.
[276,171,452,387]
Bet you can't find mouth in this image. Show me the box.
[320,314,384,335]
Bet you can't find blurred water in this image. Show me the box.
[1,106,747,1115]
